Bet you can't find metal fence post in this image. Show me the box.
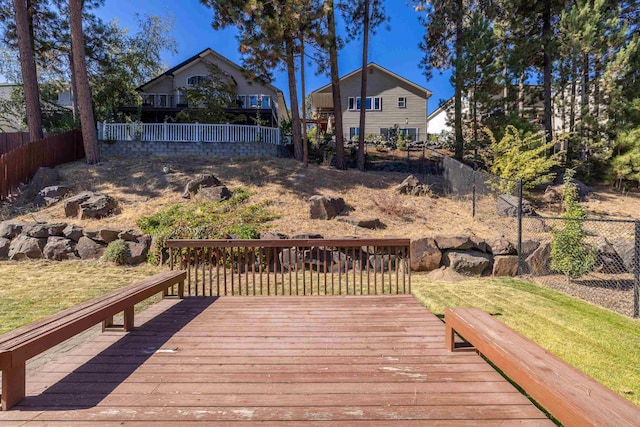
[517,179,523,276]
[634,221,639,318]
[472,170,476,218]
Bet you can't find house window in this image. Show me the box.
[398,97,406,108]
[261,95,271,108]
[187,75,208,86]
[348,97,382,111]
[349,127,360,139]
[236,95,246,108]
[399,128,418,140]
[249,95,259,107]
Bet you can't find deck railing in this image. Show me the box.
[98,122,282,145]
[165,238,411,296]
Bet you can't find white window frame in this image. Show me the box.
[261,95,271,108]
[236,95,246,108]
[398,97,407,108]
[186,75,208,86]
[348,96,382,111]
[249,94,260,108]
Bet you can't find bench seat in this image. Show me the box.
[445,307,640,427]
[0,269,186,410]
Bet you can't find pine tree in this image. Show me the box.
[324,0,346,169]
[550,170,596,281]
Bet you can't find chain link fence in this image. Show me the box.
[438,155,640,318]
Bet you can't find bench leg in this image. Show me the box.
[102,316,114,332]
[178,280,184,299]
[1,362,26,411]
[445,324,455,352]
[123,307,134,332]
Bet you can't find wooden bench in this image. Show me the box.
[445,307,640,427]
[0,270,186,411]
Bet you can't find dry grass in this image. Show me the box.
[6,156,504,240]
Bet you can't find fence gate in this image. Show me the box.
[166,238,411,296]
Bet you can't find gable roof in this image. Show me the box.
[311,63,432,98]
[137,47,284,96]
[427,98,453,121]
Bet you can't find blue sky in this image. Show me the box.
[97,0,453,114]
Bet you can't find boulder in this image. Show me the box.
[34,185,72,207]
[21,167,59,202]
[305,248,351,272]
[610,238,636,274]
[470,237,489,253]
[0,221,25,239]
[43,236,77,261]
[442,250,492,275]
[525,241,551,275]
[63,224,84,241]
[118,229,142,241]
[309,195,345,220]
[594,237,625,274]
[337,217,383,229]
[369,254,396,272]
[64,192,117,219]
[520,240,541,258]
[45,222,67,236]
[410,238,442,272]
[260,232,289,240]
[492,255,519,277]
[85,227,120,244]
[0,237,10,259]
[124,235,151,265]
[182,174,223,198]
[435,235,474,251]
[198,185,232,202]
[488,238,517,255]
[76,236,106,260]
[291,233,324,240]
[395,175,421,194]
[24,223,50,238]
[279,247,304,270]
[8,235,46,260]
[553,174,590,201]
[497,194,537,217]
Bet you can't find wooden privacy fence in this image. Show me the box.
[166,238,411,296]
[0,132,30,155]
[0,130,84,201]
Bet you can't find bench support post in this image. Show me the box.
[445,323,455,351]
[123,307,134,332]
[1,362,25,411]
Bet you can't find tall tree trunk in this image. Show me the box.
[357,0,370,171]
[13,0,43,141]
[68,50,80,122]
[518,70,525,117]
[570,58,576,133]
[300,33,308,168]
[453,0,464,160]
[326,0,345,169]
[542,0,553,143]
[580,52,589,142]
[285,37,302,161]
[502,62,508,116]
[69,0,99,164]
[593,57,600,120]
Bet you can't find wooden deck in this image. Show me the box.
[0,296,553,426]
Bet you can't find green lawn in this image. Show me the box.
[412,275,640,406]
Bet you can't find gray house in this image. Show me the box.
[310,63,432,141]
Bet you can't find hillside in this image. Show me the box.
[3,156,639,241]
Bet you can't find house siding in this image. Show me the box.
[140,50,283,122]
[315,66,429,141]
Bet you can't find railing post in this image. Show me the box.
[634,221,639,318]
[130,122,134,141]
[517,179,523,276]
[471,170,476,218]
[195,122,199,142]
[163,121,167,142]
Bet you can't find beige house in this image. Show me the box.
[311,63,432,142]
[122,48,289,127]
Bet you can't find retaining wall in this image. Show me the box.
[99,140,291,159]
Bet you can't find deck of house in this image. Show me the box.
[0,295,553,425]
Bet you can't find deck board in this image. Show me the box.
[0,295,553,425]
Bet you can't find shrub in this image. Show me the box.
[136,188,278,263]
[550,170,596,281]
[103,239,128,265]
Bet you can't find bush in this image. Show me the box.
[103,239,128,265]
[136,188,278,263]
[550,170,596,280]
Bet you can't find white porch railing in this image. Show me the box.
[98,122,282,145]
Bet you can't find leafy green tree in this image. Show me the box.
[610,126,640,190]
[484,125,562,191]
[551,170,596,281]
[174,62,236,124]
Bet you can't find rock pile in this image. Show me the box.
[0,221,150,264]
[182,174,231,202]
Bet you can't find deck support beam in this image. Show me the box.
[1,362,25,411]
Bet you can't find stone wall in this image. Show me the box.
[99,140,291,159]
